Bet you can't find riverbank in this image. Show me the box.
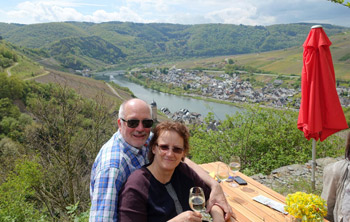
[126,74,245,108]
[107,74,242,120]
[125,73,302,113]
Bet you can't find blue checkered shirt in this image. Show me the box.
[89,130,151,221]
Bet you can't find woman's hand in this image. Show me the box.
[167,211,202,222]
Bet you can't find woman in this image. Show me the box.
[321,132,350,222]
[118,121,225,222]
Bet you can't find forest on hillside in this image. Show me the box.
[0,72,118,221]
[0,22,348,70]
[0,43,18,70]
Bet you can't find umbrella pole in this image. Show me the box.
[311,139,316,191]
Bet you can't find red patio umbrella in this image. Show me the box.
[297,25,348,189]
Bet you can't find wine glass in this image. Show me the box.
[189,187,212,221]
[216,162,230,182]
[229,156,241,187]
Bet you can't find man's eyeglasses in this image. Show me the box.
[121,118,154,128]
[156,144,184,154]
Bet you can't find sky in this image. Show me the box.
[0,0,349,27]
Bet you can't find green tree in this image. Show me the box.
[0,98,21,121]
[190,106,344,175]
[329,0,350,7]
[224,64,235,75]
[0,137,25,182]
[0,73,24,100]
[24,84,116,219]
[0,113,31,142]
[0,159,47,221]
[0,117,20,139]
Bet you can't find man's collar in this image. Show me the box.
[116,130,148,155]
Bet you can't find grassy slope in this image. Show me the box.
[3,22,89,48]
[29,70,171,121]
[10,57,47,79]
[1,39,133,109]
[31,69,132,110]
[238,31,350,79]
[173,31,350,80]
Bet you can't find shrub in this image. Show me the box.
[190,105,344,175]
[0,159,47,221]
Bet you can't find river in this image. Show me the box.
[102,73,241,120]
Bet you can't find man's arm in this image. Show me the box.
[90,167,122,222]
[210,205,225,222]
[184,158,234,221]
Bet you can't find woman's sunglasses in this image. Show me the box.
[156,144,184,154]
[121,118,154,128]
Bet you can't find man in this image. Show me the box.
[90,98,232,221]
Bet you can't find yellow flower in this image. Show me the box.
[285,192,327,222]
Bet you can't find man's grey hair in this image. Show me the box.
[118,99,152,119]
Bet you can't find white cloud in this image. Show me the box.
[125,0,169,13]
[145,1,277,25]
[4,0,151,24]
[6,1,84,23]
[1,0,349,27]
[87,7,147,23]
[205,6,276,26]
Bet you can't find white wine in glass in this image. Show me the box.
[189,187,212,221]
[189,195,205,212]
[229,162,241,172]
[229,157,241,174]
[216,162,229,181]
[229,156,241,187]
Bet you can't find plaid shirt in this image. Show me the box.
[89,130,151,222]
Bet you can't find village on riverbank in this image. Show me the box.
[114,66,350,124]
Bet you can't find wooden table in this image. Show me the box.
[200,161,328,222]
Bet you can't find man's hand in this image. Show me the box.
[183,158,235,221]
[206,183,235,221]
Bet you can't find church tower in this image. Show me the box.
[150,100,157,122]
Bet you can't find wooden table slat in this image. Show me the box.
[221,182,284,222]
[199,161,329,222]
[200,162,295,222]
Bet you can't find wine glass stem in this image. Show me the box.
[201,208,211,221]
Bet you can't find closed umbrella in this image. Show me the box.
[297,25,348,190]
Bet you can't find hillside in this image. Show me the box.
[171,30,350,80]
[0,41,18,72]
[0,21,348,71]
[0,38,133,110]
[49,36,126,70]
[1,22,89,48]
[32,69,132,108]
[0,40,48,79]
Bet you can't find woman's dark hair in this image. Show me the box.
[148,121,190,163]
[346,132,350,160]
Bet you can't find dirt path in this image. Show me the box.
[24,70,50,81]
[5,62,50,80]
[106,82,123,99]
[5,62,18,77]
